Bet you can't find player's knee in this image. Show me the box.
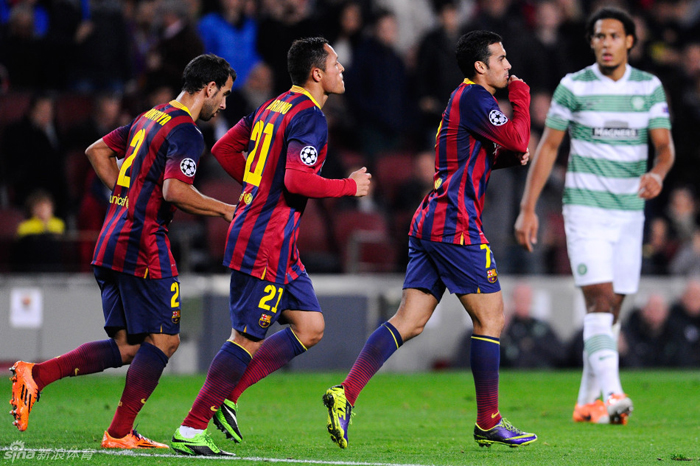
[297,324,324,348]
[161,335,180,358]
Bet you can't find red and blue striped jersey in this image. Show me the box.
[92,100,205,278]
[220,86,330,284]
[410,79,530,245]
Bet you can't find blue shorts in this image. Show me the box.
[93,266,181,337]
[229,269,322,340]
[403,236,501,300]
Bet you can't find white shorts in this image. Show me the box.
[563,206,644,295]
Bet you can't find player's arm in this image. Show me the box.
[162,179,235,221]
[85,124,131,190]
[493,148,530,170]
[514,126,566,252]
[638,128,675,200]
[85,138,120,191]
[211,117,253,184]
[284,166,371,198]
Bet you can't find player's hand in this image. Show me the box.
[514,210,539,252]
[508,75,524,84]
[223,203,236,222]
[350,167,372,197]
[637,172,663,199]
[518,149,530,165]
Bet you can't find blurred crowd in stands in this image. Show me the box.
[0,0,699,276]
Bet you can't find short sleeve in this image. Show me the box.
[648,77,671,130]
[286,107,328,173]
[163,124,206,184]
[545,79,574,131]
[103,123,132,159]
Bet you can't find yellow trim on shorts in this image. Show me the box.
[227,339,253,358]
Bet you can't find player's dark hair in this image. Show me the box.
[181,54,236,94]
[585,7,637,49]
[455,30,503,79]
[288,37,329,86]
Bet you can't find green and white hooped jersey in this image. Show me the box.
[546,64,671,217]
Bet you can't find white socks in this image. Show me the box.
[178,426,204,439]
[581,312,623,401]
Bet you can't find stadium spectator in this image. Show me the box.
[666,279,700,367]
[501,283,566,368]
[641,217,677,275]
[13,190,66,272]
[64,0,132,93]
[665,186,699,247]
[0,2,47,89]
[324,30,537,449]
[9,54,237,450]
[669,230,700,276]
[324,1,364,69]
[515,7,675,425]
[344,9,412,160]
[145,0,204,96]
[257,0,321,95]
[620,293,676,367]
[414,0,464,146]
[198,0,260,90]
[171,37,371,456]
[1,93,69,218]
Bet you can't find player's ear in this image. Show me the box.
[311,67,323,83]
[206,81,217,97]
[475,61,486,75]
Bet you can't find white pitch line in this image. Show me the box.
[0,447,434,466]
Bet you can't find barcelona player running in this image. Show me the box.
[324,30,537,449]
[9,54,237,448]
[171,37,371,456]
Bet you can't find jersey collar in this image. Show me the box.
[169,100,193,118]
[290,85,321,109]
[463,78,475,85]
[591,63,631,83]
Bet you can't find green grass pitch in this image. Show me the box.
[1,370,699,465]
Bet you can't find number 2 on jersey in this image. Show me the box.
[244,121,274,187]
[116,129,146,188]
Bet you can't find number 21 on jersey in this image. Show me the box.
[244,121,275,187]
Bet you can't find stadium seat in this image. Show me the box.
[297,200,341,273]
[0,91,32,127]
[333,209,397,273]
[55,94,94,134]
[0,207,26,272]
[374,151,414,205]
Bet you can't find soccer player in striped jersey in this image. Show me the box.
[9,54,237,449]
[171,37,371,456]
[515,7,675,425]
[323,30,537,449]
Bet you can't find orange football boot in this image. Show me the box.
[572,400,610,424]
[101,430,169,449]
[605,393,633,425]
[9,361,40,431]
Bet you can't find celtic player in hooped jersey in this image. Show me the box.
[515,7,675,426]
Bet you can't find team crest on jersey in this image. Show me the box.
[489,110,508,126]
[180,158,197,177]
[300,146,318,166]
[487,268,498,283]
[259,313,272,328]
[171,310,181,324]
